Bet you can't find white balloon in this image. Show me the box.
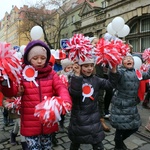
[30,26,43,40]
[20,45,26,55]
[133,56,142,70]
[107,23,116,35]
[117,25,130,37]
[112,16,125,32]
[104,32,113,41]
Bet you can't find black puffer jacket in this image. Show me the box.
[68,72,118,144]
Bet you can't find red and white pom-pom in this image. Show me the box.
[140,63,150,72]
[59,74,68,87]
[0,42,22,87]
[5,97,21,115]
[66,34,93,61]
[95,38,122,68]
[112,40,130,57]
[34,96,71,127]
[142,48,150,63]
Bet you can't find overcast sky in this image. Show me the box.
[0,0,40,20]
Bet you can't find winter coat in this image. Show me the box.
[1,65,72,137]
[68,72,118,144]
[110,67,150,130]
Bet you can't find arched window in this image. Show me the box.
[126,17,150,52]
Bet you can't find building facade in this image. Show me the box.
[0,0,150,52]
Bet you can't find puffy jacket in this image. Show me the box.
[110,67,150,130]
[2,65,72,136]
[68,72,118,144]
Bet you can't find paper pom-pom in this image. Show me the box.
[140,63,149,72]
[95,38,122,68]
[112,40,130,56]
[66,34,93,62]
[0,42,22,87]
[142,48,150,63]
[5,97,21,115]
[95,38,130,68]
[34,96,71,127]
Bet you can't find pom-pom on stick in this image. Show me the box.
[95,38,122,68]
[0,42,22,87]
[34,96,71,127]
[5,97,21,115]
[142,48,150,63]
[66,34,93,62]
[95,38,129,68]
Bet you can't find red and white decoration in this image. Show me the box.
[142,48,150,63]
[66,34,93,62]
[34,96,71,126]
[51,49,66,60]
[5,97,21,115]
[82,83,94,102]
[0,42,22,87]
[95,38,130,68]
[22,65,38,87]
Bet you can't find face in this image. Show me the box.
[65,64,73,72]
[122,56,134,69]
[81,63,94,76]
[30,55,47,68]
[91,38,99,47]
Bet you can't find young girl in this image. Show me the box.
[1,40,72,150]
[68,58,118,150]
[110,55,150,150]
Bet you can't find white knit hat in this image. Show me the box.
[27,46,47,61]
[61,58,74,69]
[78,58,95,65]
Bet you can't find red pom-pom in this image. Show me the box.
[142,48,150,63]
[66,34,93,61]
[95,38,122,68]
[0,42,22,87]
[5,97,21,115]
[95,38,129,68]
[34,96,71,126]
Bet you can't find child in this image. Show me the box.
[1,40,72,150]
[58,58,74,132]
[68,58,118,150]
[53,49,66,72]
[110,55,150,150]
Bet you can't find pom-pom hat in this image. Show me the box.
[78,58,95,65]
[23,40,51,65]
[61,58,74,70]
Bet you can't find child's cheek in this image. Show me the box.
[82,69,86,73]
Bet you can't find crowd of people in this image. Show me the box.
[0,34,150,150]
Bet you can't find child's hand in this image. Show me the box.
[73,63,81,76]
[17,85,24,96]
[110,65,117,73]
[0,76,4,81]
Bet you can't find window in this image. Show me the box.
[127,17,150,52]
[130,23,138,34]
[141,18,150,32]
[141,36,150,52]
